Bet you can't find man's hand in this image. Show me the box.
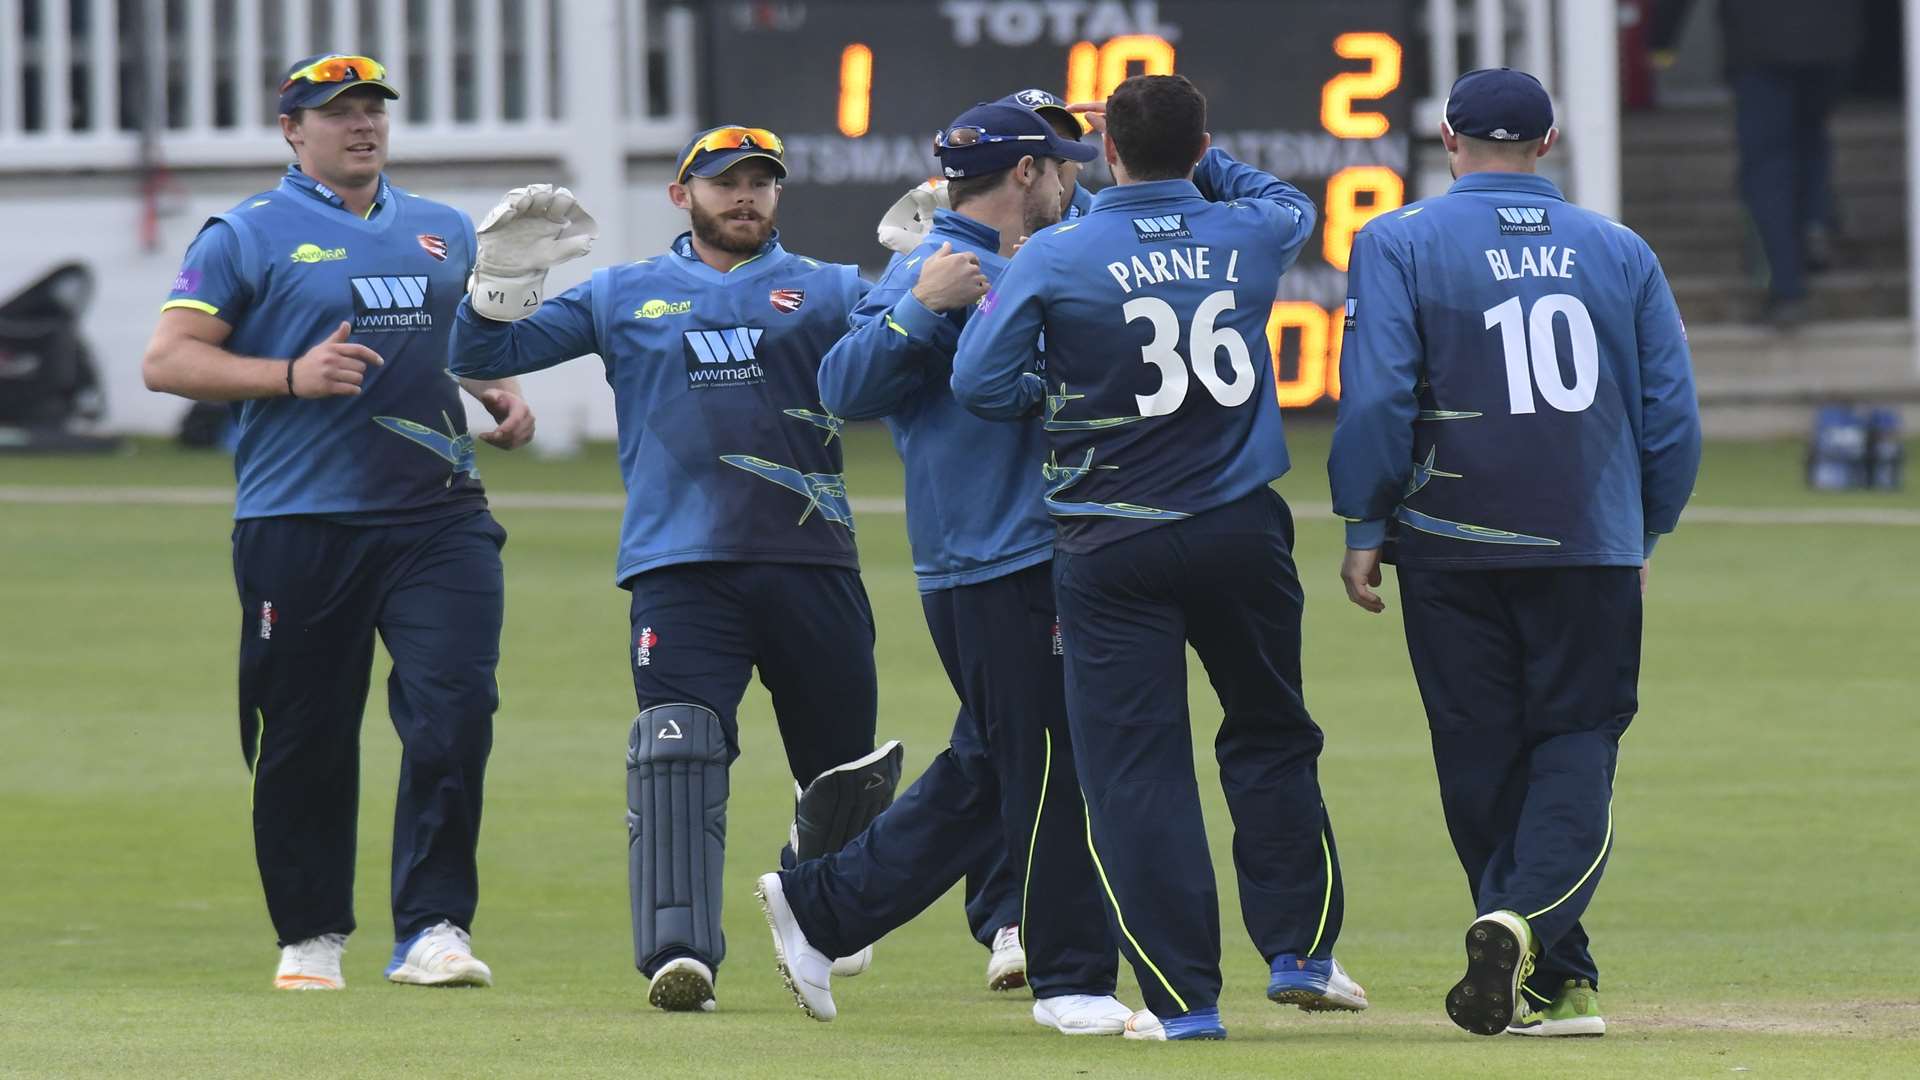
[476,388,535,449]
[290,321,383,398]
[911,241,989,312]
[471,184,598,322]
[1066,101,1106,135]
[1640,561,1650,596]
[1341,547,1386,614]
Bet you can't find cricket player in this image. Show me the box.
[446,126,902,1014]
[756,102,1132,1036]
[1328,68,1702,1037]
[870,88,1095,993]
[141,53,535,991]
[951,75,1366,1041]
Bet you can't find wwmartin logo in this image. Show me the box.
[1495,206,1552,235]
[1130,214,1191,242]
[350,275,433,332]
[683,327,766,388]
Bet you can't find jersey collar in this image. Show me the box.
[281,164,392,220]
[1088,178,1203,212]
[928,209,1002,255]
[669,230,786,284]
[1447,172,1567,202]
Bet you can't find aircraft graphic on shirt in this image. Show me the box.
[373,411,477,484]
[719,455,855,529]
[1040,448,1188,521]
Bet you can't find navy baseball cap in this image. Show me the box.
[277,53,398,115]
[676,124,788,184]
[1444,68,1553,141]
[997,87,1078,132]
[936,102,1097,179]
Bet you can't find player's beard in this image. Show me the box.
[1021,177,1064,239]
[689,200,775,255]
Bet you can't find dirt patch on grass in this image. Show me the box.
[1616,1000,1920,1036]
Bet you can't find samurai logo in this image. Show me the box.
[636,627,657,668]
[1051,617,1063,656]
[258,601,277,641]
[373,410,478,485]
[770,289,805,314]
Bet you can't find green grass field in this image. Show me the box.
[2,423,1916,1078]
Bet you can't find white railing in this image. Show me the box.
[1416,0,1620,219]
[0,0,697,171]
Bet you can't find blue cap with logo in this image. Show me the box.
[1445,68,1554,142]
[277,53,399,116]
[935,102,1097,179]
[996,87,1077,132]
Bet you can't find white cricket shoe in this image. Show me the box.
[756,872,836,1021]
[1033,994,1134,1035]
[648,956,717,1012]
[1122,1009,1164,1040]
[274,933,347,990]
[986,924,1027,991]
[831,945,873,977]
[385,920,493,988]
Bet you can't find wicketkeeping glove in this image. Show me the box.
[469,184,598,321]
[876,179,950,255]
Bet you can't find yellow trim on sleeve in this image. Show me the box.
[161,298,220,316]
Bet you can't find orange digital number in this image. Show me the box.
[1065,35,1176,115]
[1268,302,1332,408]
[838,43,873,138]
[1321,32,1402,139]
[1322,165,1404,271]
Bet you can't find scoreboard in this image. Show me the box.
[699,0,1414,408]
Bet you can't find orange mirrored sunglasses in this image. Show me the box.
[677,126,785,183]
[281,54,387,92]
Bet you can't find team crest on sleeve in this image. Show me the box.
[770,288,805,314]
[417,233,449,261]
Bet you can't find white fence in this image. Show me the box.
[0,0,697,170]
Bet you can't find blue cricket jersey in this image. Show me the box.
[1328,172,1702,567]
[820,210,1052,593]
[162,166,486,521]
[950,150,1317,554]
[448,232,869,585]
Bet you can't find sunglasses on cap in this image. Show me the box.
[677,126,786,183]
[935,125,1050,151]
[280,54,387,92]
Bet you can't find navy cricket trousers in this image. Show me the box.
[1053,488,1343,1018]
[625,561,878,975]
[780,563,1117,998]
[233,509,505,947]
[1398,565,1641,999]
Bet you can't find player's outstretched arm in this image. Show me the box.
[951,246,1046,419]
[447,184,604,382]
[1634,252,1703,558]
[820,242,982,420]
[144,312,382,402]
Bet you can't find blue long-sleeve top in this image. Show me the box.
[950,148,1317,554]
[1328,172,1702,567]
[819,210,1053,593]
[448,231,870,585]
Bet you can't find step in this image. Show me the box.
[1624,105,1905,151]
[1645,240,1905,278]
[1625,190,1908,232]
[1620,156,1905,199]
[1669,270,1909,322]
[1687,318,1916,382]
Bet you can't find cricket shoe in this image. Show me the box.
[831,945,873,977]
[274,932,347,990]
[1121,1007,1227,1041]
[756,872,835,1021]
[986,924,1027,991]
[1508,979,1606,1037]
[647,957,717,1013]
[1267,954,1369,1012]
[1032,994,1134,1035]
[1446,910,1536,1036]
[385,921,493,988]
